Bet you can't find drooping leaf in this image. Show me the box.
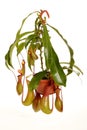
[19,31,34,39]
[60,62,83,75]
[42,25,66,86]
[5,43,16,69]
[15,10,40,46]
[29,70,47,90]
[17,42,26,55]
[50,47,66,86]
[25,34,36,48]
[47,24,75,75]
[15,11,39,40]
[5,11,40,70]
[42,26,51,69]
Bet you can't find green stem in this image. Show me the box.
[40,47,44,70]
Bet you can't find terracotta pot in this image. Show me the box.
[36,79,55,95]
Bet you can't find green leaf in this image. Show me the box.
[42,25,66,86]
[5,43,16,69]
[15,10,39,42]
[42,26,51,69]
[17,42,25,55]
[19,31,34,39]
[47,24,75,75]
[25,34,37,48]
[16,12,36,39]
[60,62,83,75]
[5,11,39,70]
[50,47,66,86]
[29,70,47,90]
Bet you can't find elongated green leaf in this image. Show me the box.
[47,24,75,75]
[5,43,16,69]
[19,31,34,39]
[25,33,38,48]
[29,70,47,90]
[60,62,83,75]
[50,47,66,86]
[5,11,39,70]
[17,42,26,55]
[50,52,66,86]
[42,25,66,86]
[16,11,39,39]
[5,52,11,69]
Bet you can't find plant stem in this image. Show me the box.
[40,47,44,70]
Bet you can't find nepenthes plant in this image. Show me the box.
[5,10,83,114]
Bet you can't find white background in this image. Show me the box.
[0,0,87,130]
